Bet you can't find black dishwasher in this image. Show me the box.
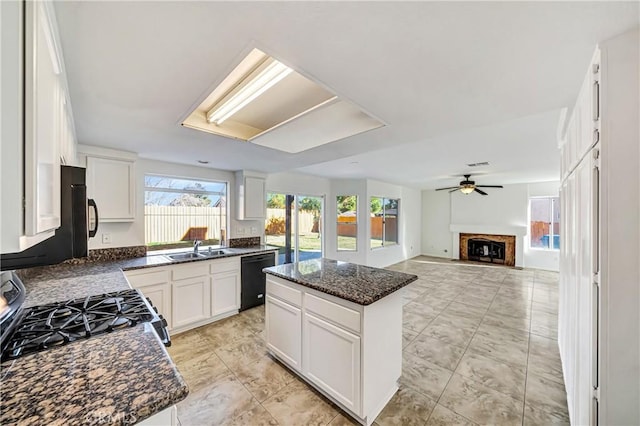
[240,253,276,311]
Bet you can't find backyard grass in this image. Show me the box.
[266,233,384,251]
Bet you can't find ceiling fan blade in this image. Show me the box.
[474,188,488,195]
[436,186,460,191]
[476,185,504,188]
[449,188,459,193]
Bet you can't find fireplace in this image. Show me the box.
[459,233,516,266]
[468,238,506,264]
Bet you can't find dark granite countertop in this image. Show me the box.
[17,245,279,307]
[1,245,277,425]
[263,258,418,305]
[0,325,188,426]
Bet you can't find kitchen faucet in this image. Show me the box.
[193,240,202,253]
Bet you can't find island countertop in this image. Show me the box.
[263,258,418,305]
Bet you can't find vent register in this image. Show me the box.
[182,49,384,153]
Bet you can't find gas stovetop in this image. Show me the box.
[1,288,169,362]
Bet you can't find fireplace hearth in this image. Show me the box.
[459,233,516,266]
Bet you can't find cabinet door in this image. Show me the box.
[266,295,302,371]
[211,271,240,316]
[172,276,210,329]
[244,176,266,219]
[24,1,61,236]
[86,156,135,222]
[303,312,361,414]
[138,282,172,330]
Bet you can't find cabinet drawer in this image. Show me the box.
[210,257,240,274]
[172,262,209,281]
[267,278,302,307]
[125,269,169,288]
[305,293,361,334]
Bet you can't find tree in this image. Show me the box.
[337,195,356,213]
[299,197,322,235]
[370,197,382,215]
[267,193,286,209]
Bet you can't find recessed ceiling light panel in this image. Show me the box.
[182,48,384,153]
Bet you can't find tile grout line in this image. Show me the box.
[421,272,503,424]
[521,276,537,426]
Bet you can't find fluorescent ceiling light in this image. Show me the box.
[207,59,293,125]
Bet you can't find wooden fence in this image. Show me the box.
[530,221,560,246]
[145,206,225,244]
[265,209,316,234]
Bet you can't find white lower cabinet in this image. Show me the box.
[211,272,239,316]
[124,268,172,329]
[265,275,403,426]
[136,405,177,426]
[265,295,302,371]
[171,276,210,329]
[303,312,361,413]
[125,254,261,334]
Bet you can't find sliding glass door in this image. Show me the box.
[265,192,323,264]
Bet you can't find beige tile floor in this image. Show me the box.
[167,256,569,425]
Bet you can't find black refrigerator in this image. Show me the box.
[0,166,98,270]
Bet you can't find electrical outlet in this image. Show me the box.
[236,227,245,235]
[251,227,257,234]
[102,233,112,244]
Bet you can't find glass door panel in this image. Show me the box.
[265,193,323,264]
[296,195,323,261]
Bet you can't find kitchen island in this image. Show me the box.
[263,258,417,426]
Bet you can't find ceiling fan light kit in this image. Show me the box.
[436,174,504,196]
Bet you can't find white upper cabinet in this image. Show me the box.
[86,156,136,222]
[24,1,62,236]
[1,0,77,253]
[235,171,266,220]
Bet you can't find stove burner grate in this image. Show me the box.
[1,289,155,361]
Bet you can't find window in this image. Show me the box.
[529,197,560,249]
[337,195,357,251]
[144,175,227,250]
[370,197,399,248]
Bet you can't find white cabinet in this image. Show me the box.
[265,274,403,425]
[235,171,266,220]
[265,295,302,371]
[125,255,251,334]
[24,0,61,237]
[559,30,640,426]
[172,276,210,329]
[210,257,241,316]
[303,312,361,413]
[125,268,172,329]
[86,156,136,222]
[1,0,77,253]
[137,405,177,426]
[211,272,239,316]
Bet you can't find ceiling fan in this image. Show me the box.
[436,174,504,195]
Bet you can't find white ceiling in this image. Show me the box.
[54,1,639,189]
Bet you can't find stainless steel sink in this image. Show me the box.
[204,249,227,257]
[167,252,207,261]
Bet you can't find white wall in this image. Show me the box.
[421,190,452,258]
[421,181,561,271]
[77,146,264,249]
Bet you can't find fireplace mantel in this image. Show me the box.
[449,224,527,267]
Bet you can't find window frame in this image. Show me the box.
[143,174,229,250]
[370,196,400,249]
[336,195,358,252]
[528,196,560,251]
